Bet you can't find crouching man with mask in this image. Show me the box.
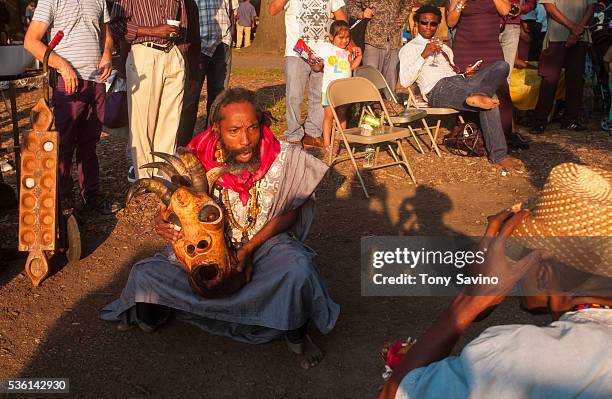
[101,88,339,370]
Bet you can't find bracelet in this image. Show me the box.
[456,1,465,11]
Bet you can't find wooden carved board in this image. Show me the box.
[18,130,58,285]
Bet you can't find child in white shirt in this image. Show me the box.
[310,20,362,152]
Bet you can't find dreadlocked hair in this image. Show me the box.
[208,87,274,128]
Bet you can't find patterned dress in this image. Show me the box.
[451,0,505,71]
[452,0,513,136]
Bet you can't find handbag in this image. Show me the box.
[104,70,128,129]
[350,18,368,54]
[443,122,486,157]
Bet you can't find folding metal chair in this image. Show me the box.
[406,86,465,150]
[327,77,417,198]
[353,65,440,157]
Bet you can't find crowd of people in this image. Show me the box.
[10,0,612,396]
[18,0,609,211]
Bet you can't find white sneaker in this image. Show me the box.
[127,166,136,183]
[0,159,13,173]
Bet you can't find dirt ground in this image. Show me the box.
[0,52,611,398]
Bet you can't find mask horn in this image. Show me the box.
[126,177,173,206]
[177,147,208,193]
[140,162,191,187]
[151,152,190,177]
[205,166,229,193]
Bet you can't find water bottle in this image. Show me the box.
[364,145,375,168]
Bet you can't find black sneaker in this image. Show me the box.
[84,195,122,215]
[60,197,75,216]
[560,122,587,131]
[506,132,530,150]
[127,166,136,183]
[530,124,546,135]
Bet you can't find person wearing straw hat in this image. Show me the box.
[379,162,612,399]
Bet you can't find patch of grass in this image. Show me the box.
[232,67,284,80]
[267,95,287,137]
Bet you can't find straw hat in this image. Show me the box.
[512,163,612,277]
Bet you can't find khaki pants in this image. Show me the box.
[236,24,252,48]
[499,24,520,81]
[126,44,185,179]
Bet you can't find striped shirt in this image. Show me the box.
[197,0,238,57]
[110,0,189,51]
[32,0,110,81]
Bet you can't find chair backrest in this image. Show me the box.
[327,76,382,107]
[406,86,424,109]
[326,77,393,127]
[353,65,399,104]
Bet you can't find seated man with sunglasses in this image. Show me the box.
[398,6,522,171]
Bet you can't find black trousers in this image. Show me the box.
[176,43,232,147]
[533,41,587,126]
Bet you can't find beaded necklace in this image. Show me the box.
[215,146,261,247]
[569,303,611,312]
[223,182,261,246]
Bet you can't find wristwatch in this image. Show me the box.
[508,3,520,17]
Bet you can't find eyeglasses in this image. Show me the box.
[419,20,440,27]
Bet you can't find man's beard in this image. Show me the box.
[220,138,262,176]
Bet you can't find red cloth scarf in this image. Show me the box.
[187,126,281,205]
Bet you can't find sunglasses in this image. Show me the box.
[419,20,440,27]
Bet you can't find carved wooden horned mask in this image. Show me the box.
[126,148,246,298]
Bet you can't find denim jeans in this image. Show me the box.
[284,56,324,141]
[427,61,510,164]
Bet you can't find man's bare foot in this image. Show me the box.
[466,94,500,109]
[496,157,524,172]
[286,334,324,369]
